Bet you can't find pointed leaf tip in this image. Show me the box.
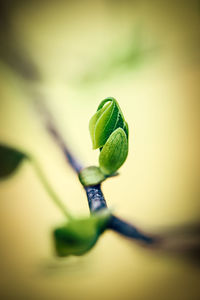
[99,128,128,175]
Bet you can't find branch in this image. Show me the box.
[34,99,157,245]
[85,185,154,243]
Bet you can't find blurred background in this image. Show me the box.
[0,0,200,299]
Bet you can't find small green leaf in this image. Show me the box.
[89,101,111,149]
[89,97,128,149]
[79,166,106,186]
[93,101,118,149]
[0,144,27,179]
[53,211,111,257]
[99,128,128,175]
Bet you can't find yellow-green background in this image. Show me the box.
[0,1,200,299]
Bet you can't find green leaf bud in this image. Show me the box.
[89,97,129,175]
[79,166,106,186]
[53,211,111,257]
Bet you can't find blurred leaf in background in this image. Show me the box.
[78,27,158,86]
[53,212,110,257]
[0,144,27,179]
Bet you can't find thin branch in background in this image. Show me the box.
[34,98,82,173]
[31,156,72,219]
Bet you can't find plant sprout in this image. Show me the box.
[79,97,128,186]
[1,97,198,261]
[0,97,149,257]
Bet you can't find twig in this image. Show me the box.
[85,185,154,243]
[34,99,157,245]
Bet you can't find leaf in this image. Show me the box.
[89,97,128,149]
[53,212,111,257]
[99,128,128,175]
[89,101,115,149]
[94,102,118,149]
[89,101,111,148]
[79,166,106,186]
[0,144,27,179]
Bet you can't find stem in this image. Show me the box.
[84,185,107,212]
[30,157,72,220]
[85,184,155,243]
[33,97,82,173]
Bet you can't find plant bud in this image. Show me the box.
[89,97,129,175]
[53,212,110,257]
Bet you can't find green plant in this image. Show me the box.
[79,97,129,186]
[0,97,155,258]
